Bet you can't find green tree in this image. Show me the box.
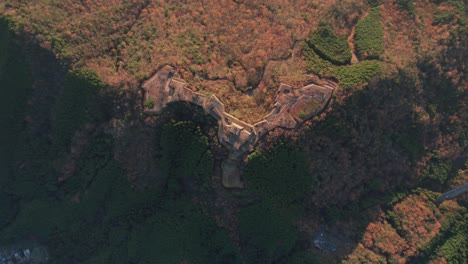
[144,98,155,109]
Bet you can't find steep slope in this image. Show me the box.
[0,0,466,263]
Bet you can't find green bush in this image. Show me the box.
[308,25,351,65]
[144,98,155,109]
[354,7,384,60]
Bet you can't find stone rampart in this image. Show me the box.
[143,65,336,187]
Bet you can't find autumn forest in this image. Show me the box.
[0,0,466,263]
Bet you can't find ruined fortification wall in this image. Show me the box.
[142,65,336,187]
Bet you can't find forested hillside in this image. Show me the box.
[0,0,466,263]
[1,0,465,121]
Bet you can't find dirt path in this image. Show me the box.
[348,26,359,64]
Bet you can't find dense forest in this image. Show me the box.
[0,0,467,263]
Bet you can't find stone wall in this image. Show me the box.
[142,65,336,187]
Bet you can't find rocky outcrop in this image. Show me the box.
[142,65,336,188]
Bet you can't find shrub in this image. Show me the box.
[298,111,308,120]
[354,7,384,60]
[144,98,155,109]
[308,25,351,65]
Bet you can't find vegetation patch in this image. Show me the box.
[303,43,382,89]
[345,191,466,263]
[354,7,384,60]
[303,43,335,77]
[333,60,382,89]
[412,207,467,263]
[296,98,323,120]
[307,25,351,65]
[144,98,155,109]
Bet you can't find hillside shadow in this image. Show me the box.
[156,101,219,128]
[297,57,464,262]
[2,14,465,262]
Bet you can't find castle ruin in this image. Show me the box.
[142,65,336,188]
